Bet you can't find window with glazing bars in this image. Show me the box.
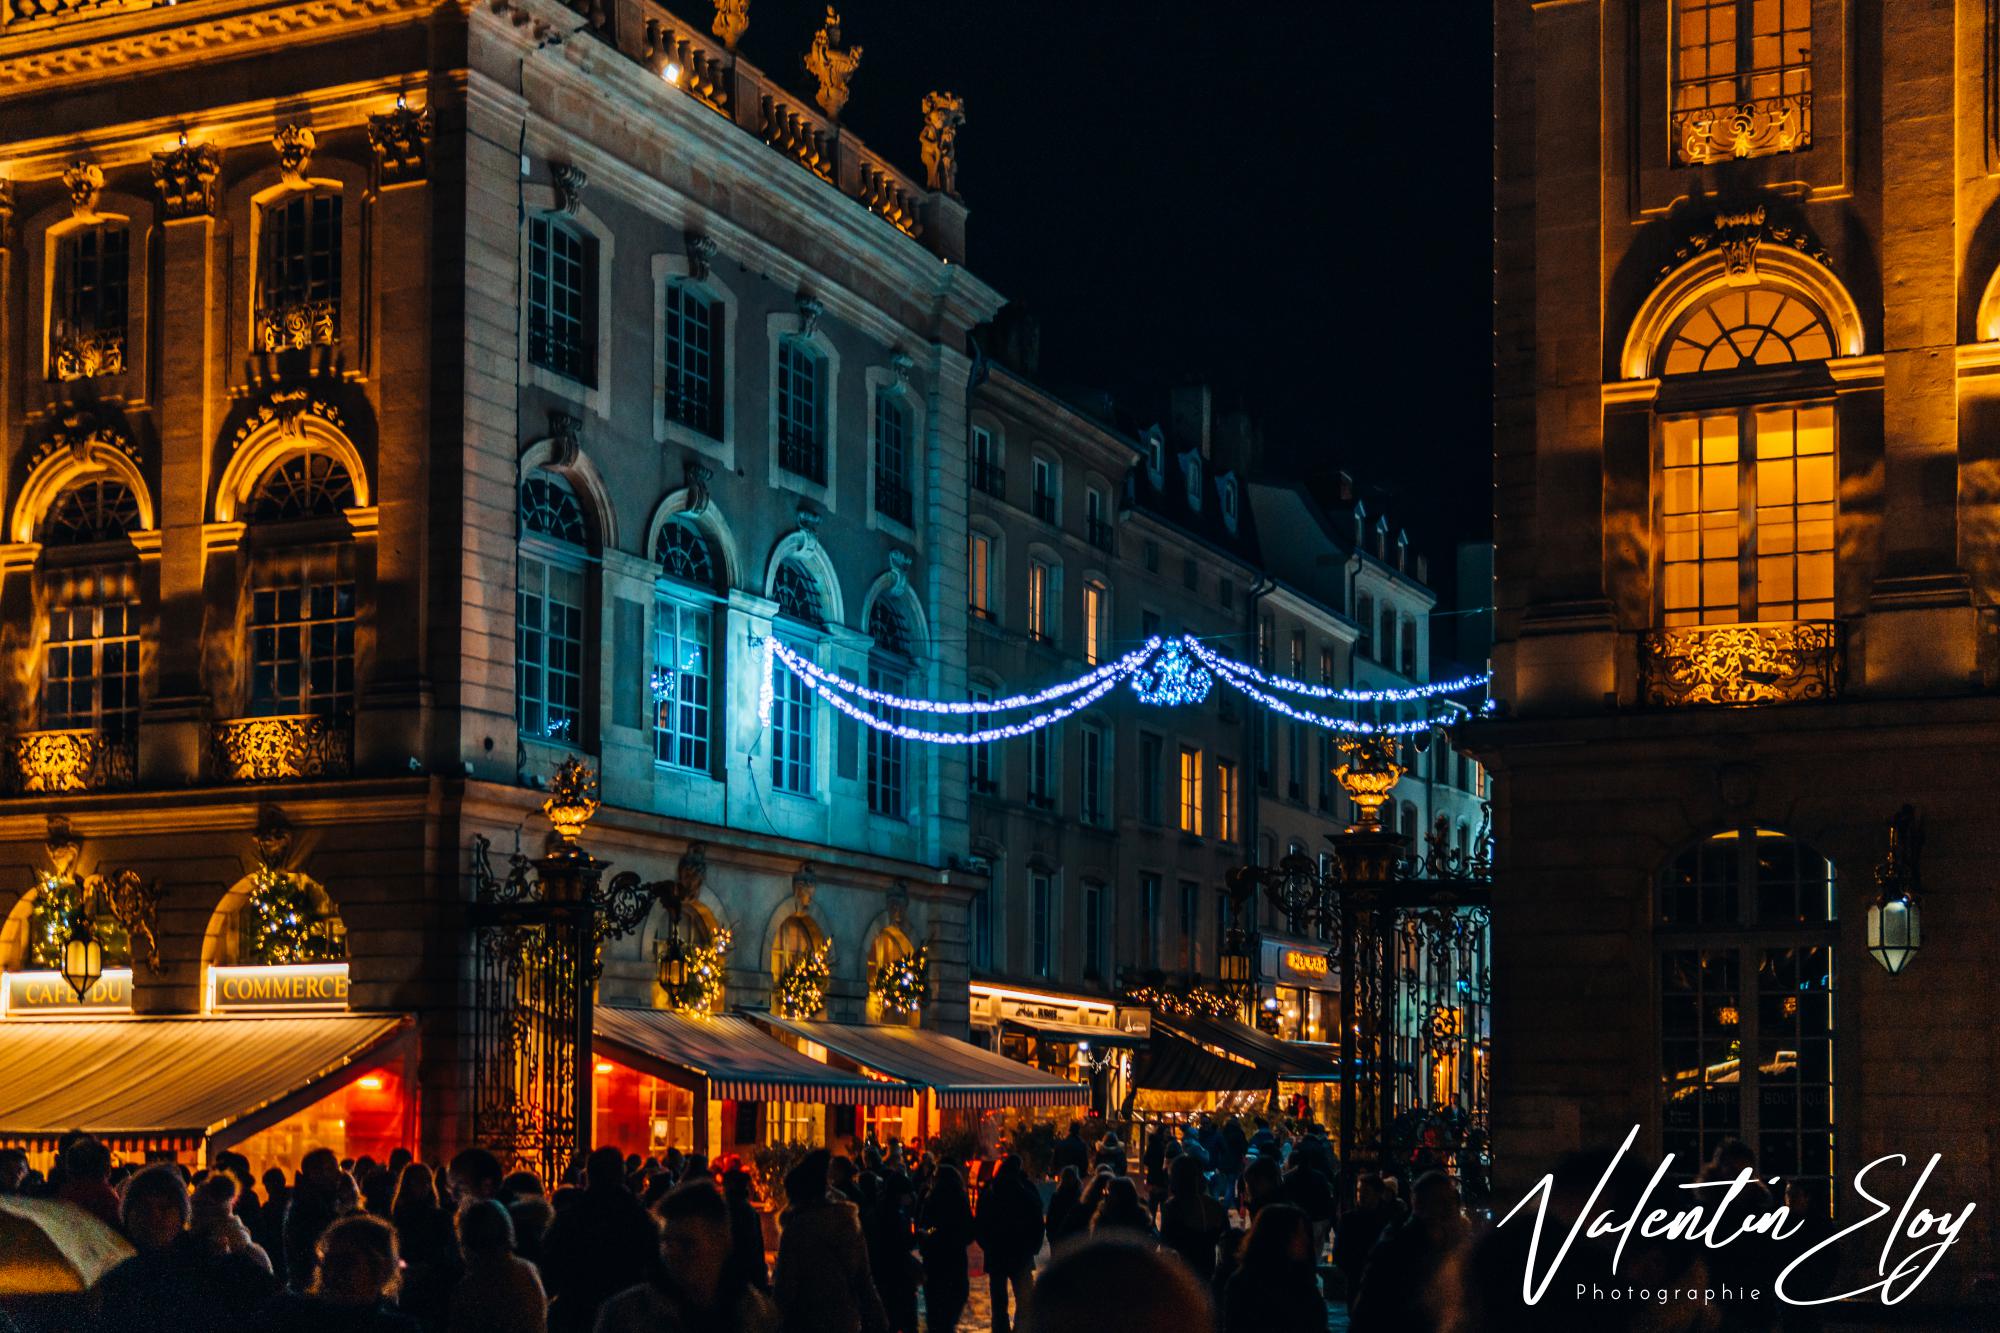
[517,557,583,741]
[968,533,994,621]
[529,216,595,385]
[873,389,912,524]
[770,640,815,793]
[1673,0,1812,145]
[1179,745,1203,835]
[1029,724,1056,807]
[1139,732,1163,824]
[1180,880,1201,971]
[777,339,825,481]
[653,599,712,772]
[971,884,993,971]
[53,225,128,345]
[250,581,356,718]
[664,281,722,435]
[44,598,139,739]
[1083,882,1104,979]
[866,666,905,817]
[1139,873,1161,966]
[1026,561,1053,642]
[969,685,996,792]
[1217,760,1238,841]
[260,193,341,324]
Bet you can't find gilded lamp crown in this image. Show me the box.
[543,758,601,843]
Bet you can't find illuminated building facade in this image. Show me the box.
[1488,0,2000,1276]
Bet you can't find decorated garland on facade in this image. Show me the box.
[871,944,931,1016]
[666,928,731,1013]
[25,875,129,970]
[1120,978,1239,1020]
[772,940,833,1018]
[238,867,347,967]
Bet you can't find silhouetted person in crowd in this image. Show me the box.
[866,1171,920,1333]
[255,1212,420,1332]
[1333,1174,1399,1307]
[392,1161,459,1326]
[722,1166,770,1293]
[97,1163,276,1332]
[446,1198,546,1333]
[1090,1176,1154,1241]
[973,1154,1044,1333]
[1019,1234,1215,1333]
[1159,1153,1227,1281]
[1043,1167,1088,1248]
[541,1145,661,1333]
[57,1136,120,1230]
[772,1149,888,1333]
[1050,1122,1090,1179]
[446,1147,506,1209]
[285,1148,346,1293]
[598,1182,779,1333]
[1350,1171,1468,1333]
[1222,1203,1324,1333]
[917,1164,974,1333]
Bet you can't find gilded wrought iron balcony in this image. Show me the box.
[256,299,338,353]
[1673,93,1812,166]
[1638,620,1843,708]
[50,328,126,381]
[8,729,136,794]
[211,715,353,782]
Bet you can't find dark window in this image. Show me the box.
[43,480,140,546]
[258,193,341,347]
[664,281,723,436]
[774,560,824,628]
[529,216,596,386]
[866,666,905,818]
[251,581,356,718]
[51,225,129,375]
[873,388,913,525]
[44,597,140,740]
[247,455,357,522]
[777,339,825,483]
[868,600,911,656]
[519,474,588,545]
[656,520,716,587]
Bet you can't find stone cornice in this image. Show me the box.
[0,0,446,95]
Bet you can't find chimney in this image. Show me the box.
[1169,384,1212,458]
[1336,471,1355,503]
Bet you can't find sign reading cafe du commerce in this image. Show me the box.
[1,963,352,1014]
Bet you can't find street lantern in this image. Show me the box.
[658,929,689,993]
[1868,805,1923,976]
[61,913,103,1001]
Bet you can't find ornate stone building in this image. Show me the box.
[1487,0,2000,1282]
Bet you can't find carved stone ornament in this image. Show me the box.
[368,96,432,185]
[711,0,748,49]
[211,716,354,782]
[803,6,862,120]
[685,230,719,280]
[62,160,104,217]
[683,459,714,516]
[1713,206,1765,283]
[548,412,583,468]
[795,293,825,338]
[554,162,587,215]
[45,816,82,879]
[886,878,909,929]
[152,138,221,219]
[887,549,911,593]
[272,123,316,184]
[795,506,822,547]
[792,861,817,911]
[919,91,966,195]
[252,805,293,870]
[0,180,15,249]
[676,840,708,898]
[890,350,914,385]
[47,407,128,465]
[1656,205,1832,288]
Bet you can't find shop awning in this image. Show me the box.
[1153,1012,1344,1083]
[0,1014,409,1145]
[594,1008,909,1105]
[1000,1016,1144,1049]
[1130,1028,1271,1093]
[753,1015,1088,1109]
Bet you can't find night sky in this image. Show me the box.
[735,2,1493,582]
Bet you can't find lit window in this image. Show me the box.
[251,581,356,719]
[664,280,723,436]
[50,224,128,378]
[43,595,139,740]
[529,215,594,385]
[873,389,912,525]
[258,192,341,349]
[1082,581,1107,666]
[1320,645,1335,685]
[866,666,905,817]
[652,600,711,773]
[1178,745,1204,836]
[1672,0,1812,165]
[1027,560,1054,642]
[1663,288,1833,377]
[1216,761,1237,842]
[776,338,826,483]
[770,639,815,794]
[968,533,994,620]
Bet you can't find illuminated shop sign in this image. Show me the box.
[209,962,351,1011]
[3,969,133,1014]
[1284,950,1331,979]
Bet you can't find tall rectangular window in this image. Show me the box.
[1086,487,1113,551]
[866,666,905,817]
[770,640,815,794]
[1287,723,1306,800]
[259,193,342,350]
[1179,880,1201,971]
[970,425,1002,496]
[971,883,993,971]
[1289,630,1306,677]
[663,280,722,436]
[1083,882,1105,980]
[1030,724,1056,808]
[1027,560,1053,642]
[1402,618,1420,680]
[968,533,994,620]
[1032,458,1058,523]
[1320,645,1336,685]
[969,685,996,792]
[1258,712,1275,791]
[652,599,712,772]
[1319,735,1338,814]
[1081,723,1108,826]
[518,558,583,741]
[1663,411,1742,625]
[1216,761,1238,842]
[1032,872,1055,977]
[1752,406,1835,621]
[528,215,593,384]
[1672,0,1812,165]
[1139,874,1161,967]
[1082,581,1107,665]
[51,225,129,377]
[873,389,913,525]
[1178,746,1204,835]
[1139,733,1164,824]
[776,339,825,482]
[253,580,357,719]
[43,597,139,740]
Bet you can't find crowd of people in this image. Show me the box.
[0,1117,1837,1333]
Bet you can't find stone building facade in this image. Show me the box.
[1486,0,2000,1284]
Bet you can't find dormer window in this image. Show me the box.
[1143,431,1165,487]
[1217,473,1239,533]
[1181,452,1203,512]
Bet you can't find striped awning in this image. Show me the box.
[1152,1011,1345,1083]
[752,1014,1088,1109]
[594,1007,909,1105]
[1000,1016,1145,1049]
[0,1014,409,1146]
[1130,1028,1271,1093]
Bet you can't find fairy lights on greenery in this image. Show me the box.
[872,944,931,1015]
[773,940,833,1018]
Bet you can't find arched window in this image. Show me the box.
[25,878,129,970]
[654,520,717,775]
[228,869,347,966]
[774,559,824,628]
[1663,288,1834,377]
[664,279,723,436]
[867,600,910,657]
[43,479,140,547]
[245,454,356,522]
[1658,828,1835,1201]
[656,520,716,587]
[866,927,911,1020]
[518,471,590,743]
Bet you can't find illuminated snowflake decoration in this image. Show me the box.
[1130,639,1212,707]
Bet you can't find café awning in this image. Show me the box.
[1152,1011,1345,1083]
[0,1014,409,1147]
[593,1007,908,1105]
[1130,1028,1271,1093]
[753,1014,1088,1108]
[999,1016,1144,1049]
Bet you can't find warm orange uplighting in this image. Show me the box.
[595,1062,614,1074]
[356,1075,384,1090]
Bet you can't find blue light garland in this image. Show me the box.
[772,638,1160,715]
[1129,638,1212,707]
[1189,641,1491,703]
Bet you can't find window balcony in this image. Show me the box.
[1672,92,1812,167]
[874,473,913,525]
[50,327,125,381]
[1031,491,1057,523]
[256,299,338,353]
[1086,517,1116,553]
[664,373,718,437]
[779,428,827,485]
[970,459,1005,498]
[1638,620,1843,708]
[1026,792,1056,812]
[211,715,354,782]
[8,729,135,794]
[528,318,595,387]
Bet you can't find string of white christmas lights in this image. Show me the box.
[769,637,1160,715]
[1195,649,1441,736]
[1184,636,1491,703]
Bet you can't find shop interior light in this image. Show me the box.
[594,1062,615,1074]
[356,1075,384,1091]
